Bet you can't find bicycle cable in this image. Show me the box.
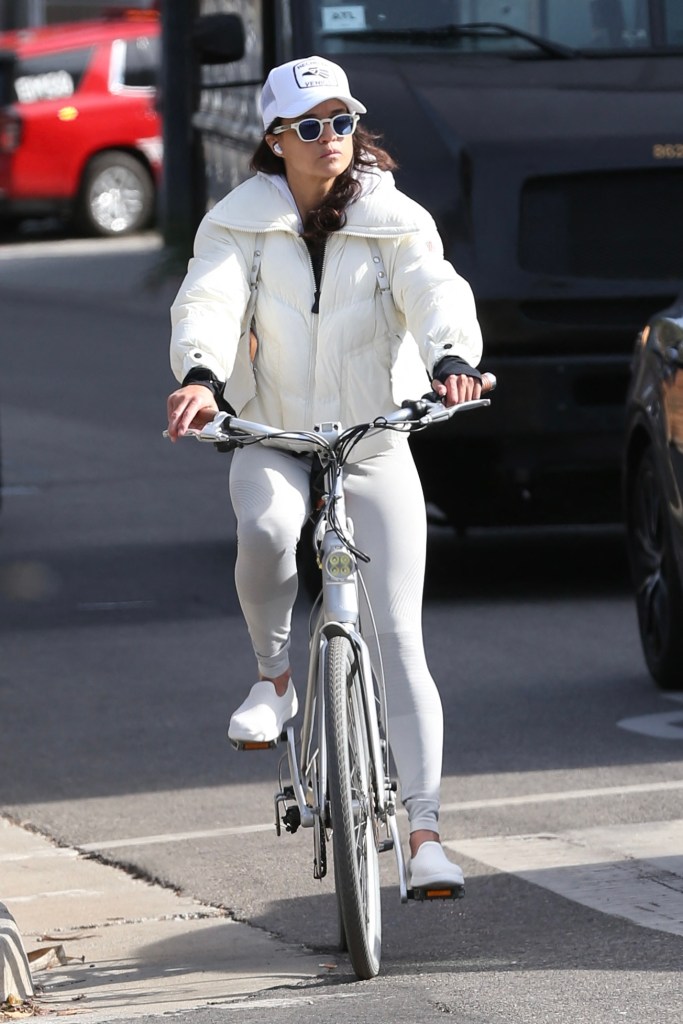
[357,569,390,742]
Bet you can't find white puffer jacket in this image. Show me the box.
[170,168,482,457]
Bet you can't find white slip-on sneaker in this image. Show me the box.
[408,841,465,891]
[228,680,298,746]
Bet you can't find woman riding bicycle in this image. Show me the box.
[166,56,483,890]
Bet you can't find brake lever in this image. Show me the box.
[162,411,235,446]
[197,411,232,440]
[408,371,496,414]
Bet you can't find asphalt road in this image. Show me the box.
[1,232,682,1023]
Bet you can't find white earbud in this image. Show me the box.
[273,142,283,155]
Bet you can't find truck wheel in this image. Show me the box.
[77,151,155,237]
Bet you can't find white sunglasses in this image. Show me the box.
[272,112,360,143]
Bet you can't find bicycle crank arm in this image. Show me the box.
[278,725,315,830]
[387,811,409,903]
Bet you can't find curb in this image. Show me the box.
[0,817,322,1020]
[0,901,34,1003]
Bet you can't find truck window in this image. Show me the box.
[13,47,92,103]
[311,1,674,54]
[664,0,683,44]
[121,35,159,89]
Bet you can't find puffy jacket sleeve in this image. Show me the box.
[169,213,251,384]
[387,219,483,376]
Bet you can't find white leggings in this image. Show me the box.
[229,441,443,834]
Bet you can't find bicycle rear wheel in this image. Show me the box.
[325,635,381,979]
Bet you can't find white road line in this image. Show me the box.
[0,848,78,863]
[440,778,683,813]
[0,236,162,260]
[77,601,156,612]
[78,779,683,852]
[80,822,274,852]
[618,710,683,739]
[1,889,104,903]
[448,819,683,938]
[0,486,41,496]
[213,992,361,1011]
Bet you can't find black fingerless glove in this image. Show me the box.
[181,368,236,415]
[431,355,482,384]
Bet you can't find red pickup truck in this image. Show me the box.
[0,11,161,236]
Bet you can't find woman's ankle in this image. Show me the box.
[259,670,291,697]
[409,829,440,857]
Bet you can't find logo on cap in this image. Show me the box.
[293,58,339,90]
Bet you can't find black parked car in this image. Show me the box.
[623,295,683,690]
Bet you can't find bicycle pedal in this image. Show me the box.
[281,805,301,834]
[378,839,394,853]
[230,738,279,751]
[408,884,465,902]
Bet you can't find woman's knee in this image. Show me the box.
[237,508,298,553]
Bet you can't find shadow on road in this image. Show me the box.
[245,869,682,977]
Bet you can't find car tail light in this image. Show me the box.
[0,111,21,153]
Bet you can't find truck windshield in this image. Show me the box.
[311,1,683,55]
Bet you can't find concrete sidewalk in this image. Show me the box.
[0,817,323,1021]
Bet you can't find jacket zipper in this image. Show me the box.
[303,237,327,426]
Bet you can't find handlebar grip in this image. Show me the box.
[481,371,497,394]
[419,371,497,404]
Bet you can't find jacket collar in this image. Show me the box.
[207,166,427,238]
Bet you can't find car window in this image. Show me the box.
[13,46,93,103]
[0,51,16,105]
[121,34,159,88]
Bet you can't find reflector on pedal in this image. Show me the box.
[231,740,276,751]
[408,884,465,902]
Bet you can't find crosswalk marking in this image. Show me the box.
[447,819,683,937]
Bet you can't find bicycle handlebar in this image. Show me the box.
[164,371,496,453]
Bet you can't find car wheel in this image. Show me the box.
[626,444,683,689]
[77,150,155,237]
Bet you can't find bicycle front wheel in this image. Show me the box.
[325,634,381,979]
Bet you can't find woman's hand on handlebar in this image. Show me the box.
[166,385,219,442]
[430,372,482,407]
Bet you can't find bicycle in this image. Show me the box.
[166,375,494,979]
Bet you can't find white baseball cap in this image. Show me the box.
[259,55,367,130]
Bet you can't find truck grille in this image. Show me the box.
[519,170,683,280]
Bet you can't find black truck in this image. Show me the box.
[190,0,683,527]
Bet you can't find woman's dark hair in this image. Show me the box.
[250,121,397,242]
